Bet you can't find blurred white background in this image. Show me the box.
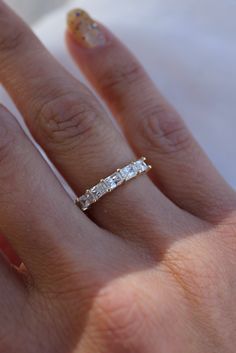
[5,0,67,23]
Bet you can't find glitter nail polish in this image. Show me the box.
[67,9,107,48]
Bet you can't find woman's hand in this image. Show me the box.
[0,2,235,352]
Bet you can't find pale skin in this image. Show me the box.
[0,1,236,352]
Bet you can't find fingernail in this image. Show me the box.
[67,9,107,48]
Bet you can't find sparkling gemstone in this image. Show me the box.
[90,182,107,200]
[104,172,123,191]
[120,164,137,181]
[134,159,148,173]
[91,22,98,29]
[78,192,94,211]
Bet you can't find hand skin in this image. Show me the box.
[0,2,236,352]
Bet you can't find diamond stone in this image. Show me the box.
[90,182,107,200]
[134,159,148,173]
[91,22,98,29]
[120,164,137,181]
[78,191,94,211]
[104,172,123,191]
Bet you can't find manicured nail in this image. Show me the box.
[67,9,107,48]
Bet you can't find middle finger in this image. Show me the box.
[0,2,178,239]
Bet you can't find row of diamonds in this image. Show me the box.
[76,157,151,211]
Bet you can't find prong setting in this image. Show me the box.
[76,190,95,211]
[75,157,151,211]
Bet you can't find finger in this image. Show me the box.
[0,105,159,293]
[0,1,172,240]
[66,9,236,222]
[0,106,174,299]
[0,104,106,286]
[0,108,171,299]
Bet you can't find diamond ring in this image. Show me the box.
[75,157,152,211]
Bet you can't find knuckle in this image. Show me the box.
[92,283,146,351]
[99,60,143,95]
[34,93,99,147]
[139,104,192,155]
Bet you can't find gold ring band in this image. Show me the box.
[75,157,152,211]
